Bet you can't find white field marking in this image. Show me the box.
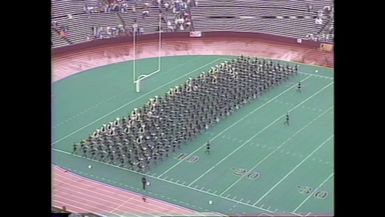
[54,55,196,129]
[158,75,313,178]
[52,58,225,145]
[298,71,333,80]
[55,176,161,214]
[54,191,124,217]
[108,199,141,216]
[289,212,304,217]
[54,166,197,213]
[253,135,334,205]
[292,172,334,212]
[188,82,333,187]
[52,199,109,217]
[53,149,274,213]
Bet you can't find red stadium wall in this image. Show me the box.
[52,31,333,82]
[52,32,323,55]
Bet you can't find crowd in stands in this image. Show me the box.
[307,5,334,42]
[80,0,195,40]
[51,21,70,39]
[51,0,333,47]
[153,0,194,31]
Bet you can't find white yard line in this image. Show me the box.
[52,149,274,213]
[219,106,333,196]
[292,172,334,213]
[188,82,333,187]
[53,57,196,129]
[253,135,334,205]
[298,71,333,80]
[158,75,313,178]
[52,58,225,145]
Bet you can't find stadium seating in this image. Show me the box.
[51,0,333,48]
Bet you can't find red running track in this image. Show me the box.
[52,165,196,216]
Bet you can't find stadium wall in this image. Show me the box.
[52,31,323,55]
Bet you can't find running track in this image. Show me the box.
[52,165,196,216]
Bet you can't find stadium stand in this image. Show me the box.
[51,0,333,48]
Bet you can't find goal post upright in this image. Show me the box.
[133,26,136,88]
[133,13,162,93]
[158,12,161,71]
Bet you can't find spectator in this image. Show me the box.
[59,30,66,39]
[185,20,191,29]
[306,3,313,12]
[104,4,109,13]
[142,10,149,18]
[51,21,58,28]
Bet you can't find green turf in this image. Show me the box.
[52,55,334,216]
